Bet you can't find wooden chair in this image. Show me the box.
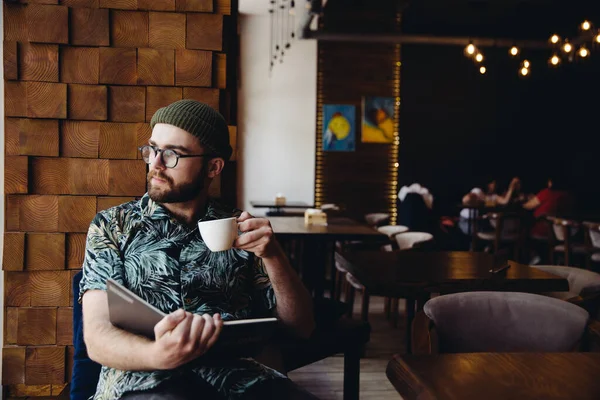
[549,217,587,267]
[473,212,522,259]
[584,221,600,267]
[364,212,390,227]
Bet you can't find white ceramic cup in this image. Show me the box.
[198,217,238,252]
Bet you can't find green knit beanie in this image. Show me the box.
[150,100,232,161]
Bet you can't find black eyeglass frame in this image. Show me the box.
[138,145,217,169]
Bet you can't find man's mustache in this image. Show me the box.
[148,171,173,184]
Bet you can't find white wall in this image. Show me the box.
[237,14,317,214]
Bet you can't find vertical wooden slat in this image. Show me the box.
[6,308,19,344]
[4,41,19,81]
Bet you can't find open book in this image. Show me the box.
[107,279,279,357]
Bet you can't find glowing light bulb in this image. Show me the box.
[563,42,573,53]
[579,47,589,57]
[520,67,529,76]
[550,54,560,65]
[466,43,476,55]
[582,21,591,31]
[523,60,530,68]
[596,34,600,43]
[509,46,519,56]
[475,53,484,62]
[479,66,487,74]
[550,34,560,44]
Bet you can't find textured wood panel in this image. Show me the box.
[70,7,110,46]
[109,86,146,122]
[137,123,152,157]
[138,48,174,86]
[176,0,213,12]
[58,196,97,232]
[175,49,212,87]
[17,308,57,345]
[5,272,30,306]
[63,0,100,7]
[25,233,66,271]
[6,308,19,343]
[3,233,26,271]
[3,347,26,384]
[30,158,108,195]
[183,87,219,111]
[30,271,71,307]
[149,12,185,49]
[99,122,140,159]
[27,82,67,119]
[25,346,66,384]
[69,270,79,305]
[19,43,58,82]
[146,86,182,122]
[109,160,147,196]
[215,53,227,89]
[112,10,149,48]
[57,308,73,346]
[66,233,87,269]
[100,0,137,9]
[140,0,175,10]
[99,48,137,85]
[27,5,69,44]
[7,384,52,397]
[53,383,69,396]
[5,118,60,157]
[4,41,19,80]
[187,13,223,51]
[61,47,99,85]
[4,4,28,42]
[5,119,21,156]
[19,195,60,232]
[61,121,100,159]
[68,84,108,121]
[66,346,75,386]
[97,196,136,212]
[5,81,28,117]
[215,0,231,15]
[5,155,29,194]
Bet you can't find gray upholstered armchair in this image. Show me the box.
[412,291,600,354]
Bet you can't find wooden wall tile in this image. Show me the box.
[66,234,86,269]
[146,87,182,122]
[183,87,219,111]
[140,0,175,11]
[6,118,60,157]
[61,121,100,159]
[4,41,19,80]
[100,122,139,159]
[187,14,223,51]
[6,195,23,232]
[5,119,21,156]
[60,47,99,84]
[229,125,237,161]
[57,308,73,345]
[30,158,109,195]
[4,4,28,42]
[137,123,152,157]
[138,48,174,86]
[30,158,68,194]
[19,195,60,232]
[69,270,79,305]
[58,196,97,232]
[99,48,137,85]
[175,49,212,87]
[8,384,52,397]
[100,0,137,9]
[216,0,231,15]
[97,196,136,212]
[109,86,146,122]
[19,43,58,82]
[176,0,213,12]
[3,233,26,271]
[68,84,107,121]
[17,308,57,345]
[69,159,110,195]
[27,82,67,119]
[3,347,26,384]
[5,272,30,306]
[215,53,227,89]
[5,81,28,117]
[149,12,185,49]
[62,0,100,7]
[6,308,19,343]
[53,383,69,396]
[27,5,69,44]
[25,346,66,384]
[5,155,29,194]
[66,346,75,384]
[30,271,71,306]
[109,160,147,196]
[25,233,66,270]
[111,10,149,48]
[70,8,109,46]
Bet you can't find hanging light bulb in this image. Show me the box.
[509,46,519,56]
[522,60,530,68]
[582,21,591,31]
[465,43,476,56]
[479,66,487,74]
[549,54,560,66]
[475,53,484,62]
[579,46,589,57]
[596,34,600,43]
[520,67,529,76]
[550,34,560,44]
[563,42,573,53]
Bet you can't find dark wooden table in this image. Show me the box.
[251,200,312,216]
[387,352,600,400]
[270,217,387,298]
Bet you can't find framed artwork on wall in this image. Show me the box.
[322,104,356,151]
[361,96,395,143]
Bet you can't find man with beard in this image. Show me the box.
[79,100,316,400]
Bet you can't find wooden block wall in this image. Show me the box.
[3,0,238,397]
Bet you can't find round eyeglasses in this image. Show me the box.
[138,145,216,169]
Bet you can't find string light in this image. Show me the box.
[475,53,484,62]
[522,60,530,68]
[563,42,573,53]
[550,34,560,44]
[479,66,486,74]
[465,43,476,56]
[596,34,600,43]
[579,46,589,57]
[582,21,591,31]
[520,67,529,76]
[509,46,519,56]
[550,54,561,66]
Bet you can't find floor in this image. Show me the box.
[288,295,406,400]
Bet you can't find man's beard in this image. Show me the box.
[147,169,207,203]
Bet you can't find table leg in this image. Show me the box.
[405,298,416,354]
